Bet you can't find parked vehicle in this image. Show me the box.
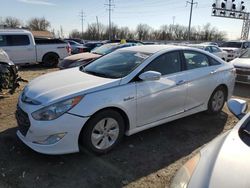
[220,40,250,61]
[64,38,85,44]
[200,42,219,46]
[171,98,250,188]
[0,49,25,94]
[58,42,143,69]
[0,29,70,67]
[231,49,250,84]
[64,40,88,54]
[83,41,104,52]
[190,44,228,61]
[16,45,235,155]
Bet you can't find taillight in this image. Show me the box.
[66,44,72,55]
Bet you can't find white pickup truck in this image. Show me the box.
[0,29,70,67]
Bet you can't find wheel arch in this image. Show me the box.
[78,106,130,145]
[42,52,60,62]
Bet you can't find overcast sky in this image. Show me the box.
[1,0,250,39]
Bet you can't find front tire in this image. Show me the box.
[207,86,226,114]
[80,109,125,154]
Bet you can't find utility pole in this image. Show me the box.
[186,0,197,41]
[105,0,115,40]
[96,16,100,40]
[173,16,176,25]
[80,10,86,39]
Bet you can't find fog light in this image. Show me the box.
[33,133,66,145]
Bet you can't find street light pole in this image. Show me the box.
[187,0,197,41]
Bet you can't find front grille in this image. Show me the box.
[16,106,31,136]
[235,67,250,76]
[236,75,250,83]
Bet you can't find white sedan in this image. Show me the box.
[16,45,235,155]
[190,44,228,61]
[171,98,250,188]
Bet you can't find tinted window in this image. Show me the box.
[205,47,212,53]
[209,57,221,66]
[6,35,30,46]
[0,35,7,46]
[211,46,221,53]
[184,51,209,70]
[144,51,182,75]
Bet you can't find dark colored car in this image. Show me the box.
[83,41,104,52]
[64,40,88,54]
[58,42,142,69]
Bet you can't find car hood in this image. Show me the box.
[24,68,120,105]
[189,113,250,188]
[64,52,101,61]
[232,58,250,68]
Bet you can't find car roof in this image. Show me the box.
[0,29,32,35]
[119,45,190,54]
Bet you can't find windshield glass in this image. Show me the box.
[91,43,119,55]
[83,50,151,79]
[220,42,242,48]
[240,49,250,58]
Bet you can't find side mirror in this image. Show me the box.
[139,71,161,81]
[227,99,248,120]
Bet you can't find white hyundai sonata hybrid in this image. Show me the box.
[16,45,236,155]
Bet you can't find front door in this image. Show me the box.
[136,51,188,127]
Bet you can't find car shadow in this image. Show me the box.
[233,83,250,98]
[18,64,58,72]
[0,112,228,188]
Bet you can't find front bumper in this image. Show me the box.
[16,106,89,155]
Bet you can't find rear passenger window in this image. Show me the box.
[144,51,182,75]
[6,35,30,46]
[183,51,209,70]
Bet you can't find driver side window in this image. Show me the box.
[143,51,182,76]
[183,51,209,70]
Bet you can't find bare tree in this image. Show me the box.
[136,24,152,41]
[27,17,51,31]
[3,17,22,28]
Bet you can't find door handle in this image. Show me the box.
[176,80,186,86]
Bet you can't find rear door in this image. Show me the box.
[182,50,221,111]
[136,51,188,126]
[0,34,36,64]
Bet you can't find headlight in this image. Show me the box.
[32,96,83,121]
[170,153,200,188]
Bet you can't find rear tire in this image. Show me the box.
[42,53,59,67]
[207,86,226,114]
[80,109,125,154]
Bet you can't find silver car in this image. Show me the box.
[171,98,250,188]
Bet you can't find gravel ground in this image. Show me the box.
[0,65,249,188]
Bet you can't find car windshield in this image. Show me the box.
[192,45,205,50]
[91,43,119,55]
[220,42,242,48]
[82,50,151,79]
[240,49,250,58]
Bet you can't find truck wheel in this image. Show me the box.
[42,53,59,67]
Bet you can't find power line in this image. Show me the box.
[186,0,198,41]
[105,0,115,40]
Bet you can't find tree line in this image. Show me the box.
[70,22,226,41]
[0,16,226,41]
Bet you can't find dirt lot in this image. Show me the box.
[0,66,249,188]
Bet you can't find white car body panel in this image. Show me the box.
[0,29,69,64]
[16,45,236,154]
[188,113,250,188]
[231,57,250,84]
